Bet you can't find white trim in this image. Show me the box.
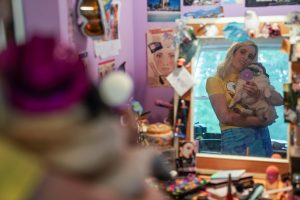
[0,19,7,52]
[11,0,25,44]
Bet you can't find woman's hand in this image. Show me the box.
[243,81,259,98]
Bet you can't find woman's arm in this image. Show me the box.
[209,94,271,127]
[243,81,283,106]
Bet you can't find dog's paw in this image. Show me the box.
[233,107,241,113]
[228,102,234,108]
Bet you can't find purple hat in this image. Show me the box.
[0,36,91,113]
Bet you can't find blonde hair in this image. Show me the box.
[216,41,258,79]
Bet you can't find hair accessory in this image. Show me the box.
[0,36,91,113]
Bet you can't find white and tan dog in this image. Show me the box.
[229,63,278,122]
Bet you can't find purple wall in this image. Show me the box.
[23,0,135,83]
[133,1,300,123]
[21,0,300,123]
[23,0,60,39]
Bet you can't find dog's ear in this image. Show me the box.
[257,63,269,78]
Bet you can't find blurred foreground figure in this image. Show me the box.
[0,36,168,200]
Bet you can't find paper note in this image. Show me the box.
[166,67,195,96]
[94,39,121,59]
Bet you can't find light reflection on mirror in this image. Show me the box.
[193,38,289,159]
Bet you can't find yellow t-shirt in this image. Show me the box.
[0,137,43,200]
[206,73,240,131]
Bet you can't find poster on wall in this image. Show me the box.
[246,0,299,7]
[221,0,242,4]
[183,6,224,18]
[183,0,220,6]
[147,0,181,22]
[147,28,176,87]
[93,0,121,59]
[104,0,120,40]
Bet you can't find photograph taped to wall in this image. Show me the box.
[147,28,176,87]
[183,6,224,19]
[147,0,180,22]
[104,0,120,40]
[176,140,197,175]
[183,0,220,6]
[246,0,300,7]
[98,59,115,80]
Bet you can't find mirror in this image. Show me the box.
[183,16,291,173]
[193,37,289,158]
[77,0,107,39]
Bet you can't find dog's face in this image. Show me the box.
[247,63,265,77]
[246,63,269,83]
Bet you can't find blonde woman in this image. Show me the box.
[206,41,283,157]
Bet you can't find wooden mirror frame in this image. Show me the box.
[181,15,292,174]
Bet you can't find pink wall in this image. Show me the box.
[133,1,300,123]
[23,0,135,83]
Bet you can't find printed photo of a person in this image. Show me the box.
[176,141,196,175]
[147,0,180,22]
[147,28,176,87]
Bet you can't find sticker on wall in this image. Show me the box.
[147,0,181,22]
[183,0,220,6]
[246,0,300,7]
[147,28,176,87]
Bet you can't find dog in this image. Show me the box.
[229,63,278,122]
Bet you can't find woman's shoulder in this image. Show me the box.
[207,75,222,83]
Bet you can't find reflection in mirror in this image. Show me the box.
[192,38,289,159]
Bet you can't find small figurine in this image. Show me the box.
[266,165,280,191]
